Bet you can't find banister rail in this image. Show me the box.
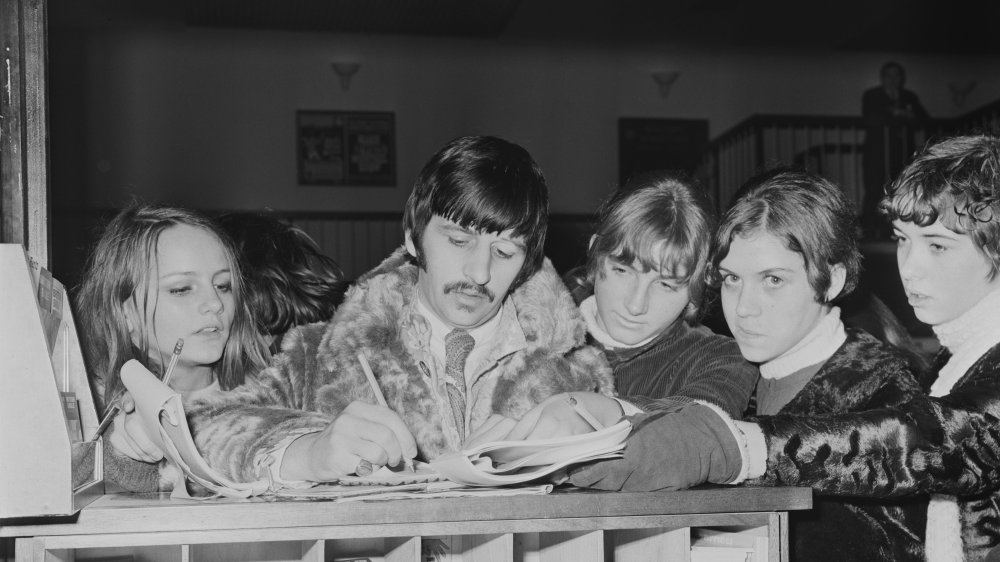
[701,98,999,212]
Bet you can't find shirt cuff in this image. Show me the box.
[734,421,767,479]
[254,429,322,491]
[614,398,643,416]
[692,399,750,484]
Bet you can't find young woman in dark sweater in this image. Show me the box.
[568,173,756,418]
[466,172,757,445]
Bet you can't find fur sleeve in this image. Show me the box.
[186,322,334,482]
[489,345,613,420]
[758,369,1000,498]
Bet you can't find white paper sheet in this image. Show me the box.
[120,359,269,499]
[430,419,632,486]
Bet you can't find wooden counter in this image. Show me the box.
[2,486,810,562]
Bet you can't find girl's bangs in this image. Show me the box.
[608,226,695,283]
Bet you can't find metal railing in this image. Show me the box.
[700,98,1000,212]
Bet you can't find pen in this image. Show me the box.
[161,339,184,387]
[90,338,184,442]
[567,395,605,431]
[90,403,120,442]
[356,351,416,474]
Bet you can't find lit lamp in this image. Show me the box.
[332,61,361,91]
[948,80,976,109]
[651,71,680,99]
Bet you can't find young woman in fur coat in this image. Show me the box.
[571,134,1000,561]
[709,168,926,561]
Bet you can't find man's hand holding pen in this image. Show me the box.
[279,401,418,482]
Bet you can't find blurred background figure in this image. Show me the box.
[861,61,928,240]
[217,212,348,353]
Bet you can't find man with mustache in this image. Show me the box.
[184,135,613,486]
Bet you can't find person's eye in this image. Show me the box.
[764,275,784,288]
[493,246,514,259]
[659,280,678,291]
[448,236,469,247]
[215,281,233,293]
[721,273,740,287]
[168,285,192,296]
[929,243,946,253]
[610,264,629,275]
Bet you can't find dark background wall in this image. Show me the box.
[45,1,1000,340]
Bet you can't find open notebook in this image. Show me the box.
[428,419,631,486]
[121,359,631,496]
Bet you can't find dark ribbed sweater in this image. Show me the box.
[600,320,758,419]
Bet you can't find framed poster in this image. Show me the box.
[297,111,396,186]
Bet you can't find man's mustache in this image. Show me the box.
[445,282,495,302]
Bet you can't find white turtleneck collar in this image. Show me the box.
[759,307,846,380]
[580,295,660,350]
[930,287,1000,397]
[924,291,1000,562]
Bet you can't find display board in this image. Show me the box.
[0,244,103,518]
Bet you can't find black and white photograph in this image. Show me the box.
[2,1,999,560]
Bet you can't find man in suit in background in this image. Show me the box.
[861,61,928,240]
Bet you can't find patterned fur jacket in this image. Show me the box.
[754,328,926,562]
[186,248,614,483]
[759,340,1000,561]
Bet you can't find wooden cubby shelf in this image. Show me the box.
[2,486,810,562]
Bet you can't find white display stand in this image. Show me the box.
[0,244,103,519]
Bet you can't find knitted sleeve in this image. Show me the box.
[101,434,162,492]
[617,326,758,420]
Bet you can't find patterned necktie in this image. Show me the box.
[445,328,475,441]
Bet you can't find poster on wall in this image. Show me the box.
[297,111,396,186]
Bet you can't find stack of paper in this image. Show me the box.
[430,420,631,486]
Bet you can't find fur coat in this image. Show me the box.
[759,338,1000,561]
[187,248,614,483]
[754,329,926,562]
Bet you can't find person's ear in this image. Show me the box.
[588,234,597,251]
[122,297,142,347]
[404,230,417,258]
[825,264,847,303]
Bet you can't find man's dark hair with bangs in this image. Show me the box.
[586,172,715,323]
[709,167,861,303]
[402,135,549,290]
[879,134,1000,278]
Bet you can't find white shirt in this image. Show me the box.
[414,296,505,389]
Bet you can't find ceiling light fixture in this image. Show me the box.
[332,62,361,91]
[651,71,680,99]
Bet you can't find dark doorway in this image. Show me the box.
[619,118,709,184]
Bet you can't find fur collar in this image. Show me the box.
[310,247,612,459]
